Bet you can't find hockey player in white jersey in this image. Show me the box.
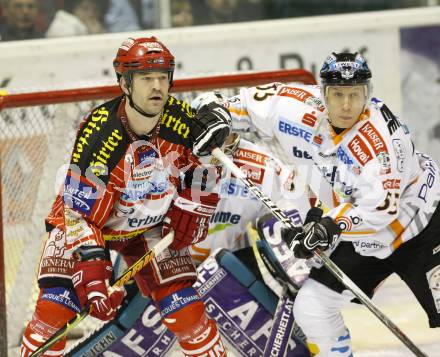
[216,52,440,356]
[189,131,312,265]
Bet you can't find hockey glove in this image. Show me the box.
[191,102,232,156]
[282,208,341,259]
[191,92,225,111]
[163,187,219,250]
[282,207,324,249]
[72,246,125,321]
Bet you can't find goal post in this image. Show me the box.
[0,68,316,355]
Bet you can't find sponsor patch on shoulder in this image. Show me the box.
[63,174,98,215]
[348,135,372,166]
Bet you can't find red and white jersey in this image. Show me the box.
[225,82,440,258]
[190,138,311,264]
[46,95,217,251]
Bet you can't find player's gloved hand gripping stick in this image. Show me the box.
[211,147,427,357]
[29,231,174,357]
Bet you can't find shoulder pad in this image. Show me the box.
[159,96,196,148]
[70,97,129,184]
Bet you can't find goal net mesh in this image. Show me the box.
[0,69,316,353]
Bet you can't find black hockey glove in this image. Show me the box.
[191,102,232,156]
[282,208,341,259]
[281,207,323,248]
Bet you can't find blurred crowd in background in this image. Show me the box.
[0,0,438,42]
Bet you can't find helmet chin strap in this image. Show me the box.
[126,91,160,118]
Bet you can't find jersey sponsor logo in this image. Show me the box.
[123,178,169,201]
[377,151,391,175]
[382,179,401,190]
[160,109,190,137]
[337,146,354,165]
[63,175,98,215]
[138,147,157,165]
[392,139,406,172]
[210,211,241,225]
[277,86,314,103]
[321,165,353,197]
[132,166,154,180]
[72,107,109,164]
[348,135,372,166]
[418,157,437,204]
[89,129,124,177]
[220,181,255,199]
[352,240,386,250]
[312,134,323,146]
[335,215,362,231]
[235,161,265,184]
[318,151,337,158]
[292,146,312,159]
[278,121,312,142]
[234,148,267,166]
[128,214,165,228]
[359,122,387,155]
[305,96,326,112]
[301,113,318,127]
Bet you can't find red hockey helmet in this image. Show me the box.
[113,36,175,85]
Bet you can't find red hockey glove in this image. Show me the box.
[163,188,219,250]
[72,247,125,321]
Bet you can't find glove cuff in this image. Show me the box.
[173,194,217,217]
[176,187,219,214]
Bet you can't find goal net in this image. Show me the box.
[0,69,316,355]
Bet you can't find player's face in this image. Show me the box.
[325,85,367,129]
[130,71,170,115]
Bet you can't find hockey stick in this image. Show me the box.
[212,147,427,357]
[249,227,308,356]
[29,231,174,357]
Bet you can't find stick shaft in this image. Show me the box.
[212,148,426,357]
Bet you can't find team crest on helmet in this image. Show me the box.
[140,41,164,52]
[120,38,135,51]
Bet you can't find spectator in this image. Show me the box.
[0,0,44,41]
[46,0,107,38]
[171,0,194,27]
[104,0,141,32]
[105,0,156,31]
[194,0,263,25]
[136,0,156,29]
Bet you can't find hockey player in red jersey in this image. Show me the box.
[20,36,231,357]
